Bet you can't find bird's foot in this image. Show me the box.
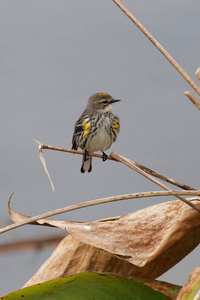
[102,152,108,162]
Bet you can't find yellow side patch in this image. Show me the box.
[82,118,91,138]
[113,118,119,133]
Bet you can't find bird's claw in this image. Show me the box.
[102,152,108,161]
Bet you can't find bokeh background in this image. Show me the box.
[1,0,200,295]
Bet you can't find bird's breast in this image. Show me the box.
[86,114,113,152]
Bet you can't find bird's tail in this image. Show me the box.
[81,153,92,173]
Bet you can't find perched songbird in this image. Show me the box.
[72,92,120,173]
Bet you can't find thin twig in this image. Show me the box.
[35,140,195,191]
[35,139,114,160]
[111,152,200,213]
[112,0,200,109]
[1,190,200,234]
[133,162,195,190]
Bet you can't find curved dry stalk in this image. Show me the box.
[112,0,200,109]
[35,140,195,191]
[1,190,200,234]
[111,152,200,213]
[35,140,200,212]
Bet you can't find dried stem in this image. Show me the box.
[184,92,200,110]
[196,68,200,81]
[35,140,200,212]
[111,152,200,213]
[132,162,195,191]
[35,139,114,160]
[112,0,200,109]
[1,190,200,234]
[35,140,195,191]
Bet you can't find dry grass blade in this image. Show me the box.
[34,139,115,191]
[112,0,200,108]
[35,140,55,191]
[111,152,200,213]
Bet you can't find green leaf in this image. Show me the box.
[2,272,175,299]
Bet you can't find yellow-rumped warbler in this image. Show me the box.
[72,92,120,173]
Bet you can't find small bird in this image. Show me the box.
[72,92,120,173]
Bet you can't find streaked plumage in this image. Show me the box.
[72,93,120,173]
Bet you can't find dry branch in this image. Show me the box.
[35,140,195,191]
[35,140,200,212]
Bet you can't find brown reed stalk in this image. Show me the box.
[111,152,200,213]
[112,0,200,109]
[35,140,195,191]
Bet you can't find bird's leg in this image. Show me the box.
[102,151,108,161]
[84,150,89,159]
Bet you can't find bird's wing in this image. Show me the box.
[113,116,120,134]
[72,114,91,150]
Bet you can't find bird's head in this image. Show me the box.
[87,93,121,112]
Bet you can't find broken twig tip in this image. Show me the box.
[184,91,200,111]
[195,67,200,81]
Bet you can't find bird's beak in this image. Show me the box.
[111,99,121,103]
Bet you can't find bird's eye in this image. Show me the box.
[101,100,109,105]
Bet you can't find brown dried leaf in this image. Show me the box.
[23,234,180,300]
[8,198,66,228]
[177,267,200,299]
[23,234,181,299]
[9,199,200,279]
[24,235,137,287]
